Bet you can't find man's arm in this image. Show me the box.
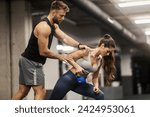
[54,24,89,49]
[34,22,65,61]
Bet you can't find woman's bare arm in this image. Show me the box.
[66,49,88,75]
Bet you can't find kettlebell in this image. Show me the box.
[76,76,86,85]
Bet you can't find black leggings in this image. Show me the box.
[49,70,104,100]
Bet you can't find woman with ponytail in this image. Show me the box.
[49,34,116,100]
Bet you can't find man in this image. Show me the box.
[12,0,89,100]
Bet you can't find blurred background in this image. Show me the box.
[0,0,150,100]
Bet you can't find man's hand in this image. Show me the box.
[78,44,90,51]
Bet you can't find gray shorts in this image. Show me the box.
[19,56,45,86]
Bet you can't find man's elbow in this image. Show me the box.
[39,50,49,57]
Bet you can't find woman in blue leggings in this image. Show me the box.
[49,34,116,100]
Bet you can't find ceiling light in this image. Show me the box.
[118,1,150,7]
[134,19,150,24]
[107,17,114,24]
[145,31,150,35]
[130,15,150,20]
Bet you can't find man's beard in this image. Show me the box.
[53,17,60,24]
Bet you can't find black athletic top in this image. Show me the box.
[22,17,55,65]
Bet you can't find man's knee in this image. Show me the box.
[33,86,46,95]
[33,86,46,100]
[18,85,30,94]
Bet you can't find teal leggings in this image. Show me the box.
[49,70,104,100]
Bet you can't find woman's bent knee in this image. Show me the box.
[96,91,104,100]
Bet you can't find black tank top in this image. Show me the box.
[22,17,55,65]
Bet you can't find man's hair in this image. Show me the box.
[50,0,70,12]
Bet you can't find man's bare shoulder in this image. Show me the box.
[34,21,51,36]
[36,21,51,31]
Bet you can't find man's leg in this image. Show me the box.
[32,85,46,100]
[12,84,31,100]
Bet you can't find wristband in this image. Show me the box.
[78,43,82,49]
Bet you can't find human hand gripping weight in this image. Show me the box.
[75,70,89,85]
